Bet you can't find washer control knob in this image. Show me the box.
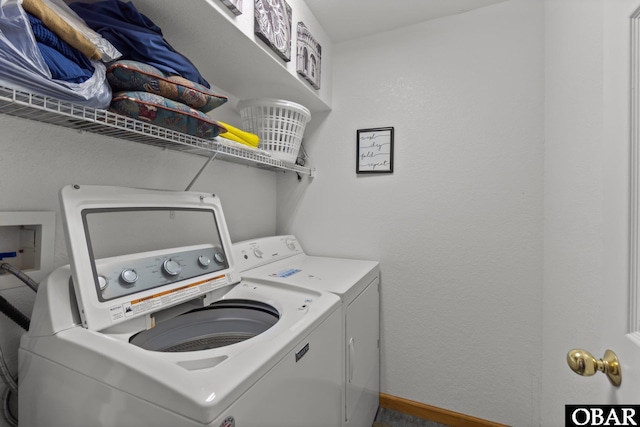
[198,255,212,267]
[214,251,226,264]
[163,259,182,276]
[253,248,264,258]
[120,269,138,285]
[97,275,108,290]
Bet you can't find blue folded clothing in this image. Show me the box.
[36,43,92,83]
[69,0,210,88]
[28,14,94,83]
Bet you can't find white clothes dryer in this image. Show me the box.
[18,186,342,427]
[233,235,380,427]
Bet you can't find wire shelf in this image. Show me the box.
[0,85,315,176]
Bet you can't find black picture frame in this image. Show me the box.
[356,127,394,174]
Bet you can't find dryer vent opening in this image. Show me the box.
[129,300,279,352]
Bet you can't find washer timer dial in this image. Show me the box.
[162,259,182,276]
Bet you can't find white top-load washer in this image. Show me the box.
[19,185,342,427]
[233,235,380,427]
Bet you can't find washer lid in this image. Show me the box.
[59,185,240,332]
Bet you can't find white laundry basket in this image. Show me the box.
[237,99,311,163]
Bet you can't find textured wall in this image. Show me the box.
[277,1,544,425]
[541,1,605,424]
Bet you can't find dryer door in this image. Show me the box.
[345,277,380,426]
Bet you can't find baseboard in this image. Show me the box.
[379,393,510,427]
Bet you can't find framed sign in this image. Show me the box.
[356,127,394,173]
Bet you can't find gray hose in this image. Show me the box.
[0,345,16,394]
[2,387,17,427]
[0,263,38,292]
[0,262,39,427]
[0,328,18,427]
[0,263,30,392]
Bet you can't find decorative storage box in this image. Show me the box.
[237,99,311,162]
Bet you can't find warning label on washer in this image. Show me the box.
[115,275,229,321]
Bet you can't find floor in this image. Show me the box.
[373,407,449,427]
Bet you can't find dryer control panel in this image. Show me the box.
[233,235,303,272]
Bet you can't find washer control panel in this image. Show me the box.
[94,244,227,301]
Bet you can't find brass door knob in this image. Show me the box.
[567,348,622,387]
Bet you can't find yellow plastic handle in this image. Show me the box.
[218,121,260,147]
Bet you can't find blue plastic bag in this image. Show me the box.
[0,0,117,108]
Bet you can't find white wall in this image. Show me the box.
[542,1,605,424]
[0,113,278,426]
[277,1,544,425]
